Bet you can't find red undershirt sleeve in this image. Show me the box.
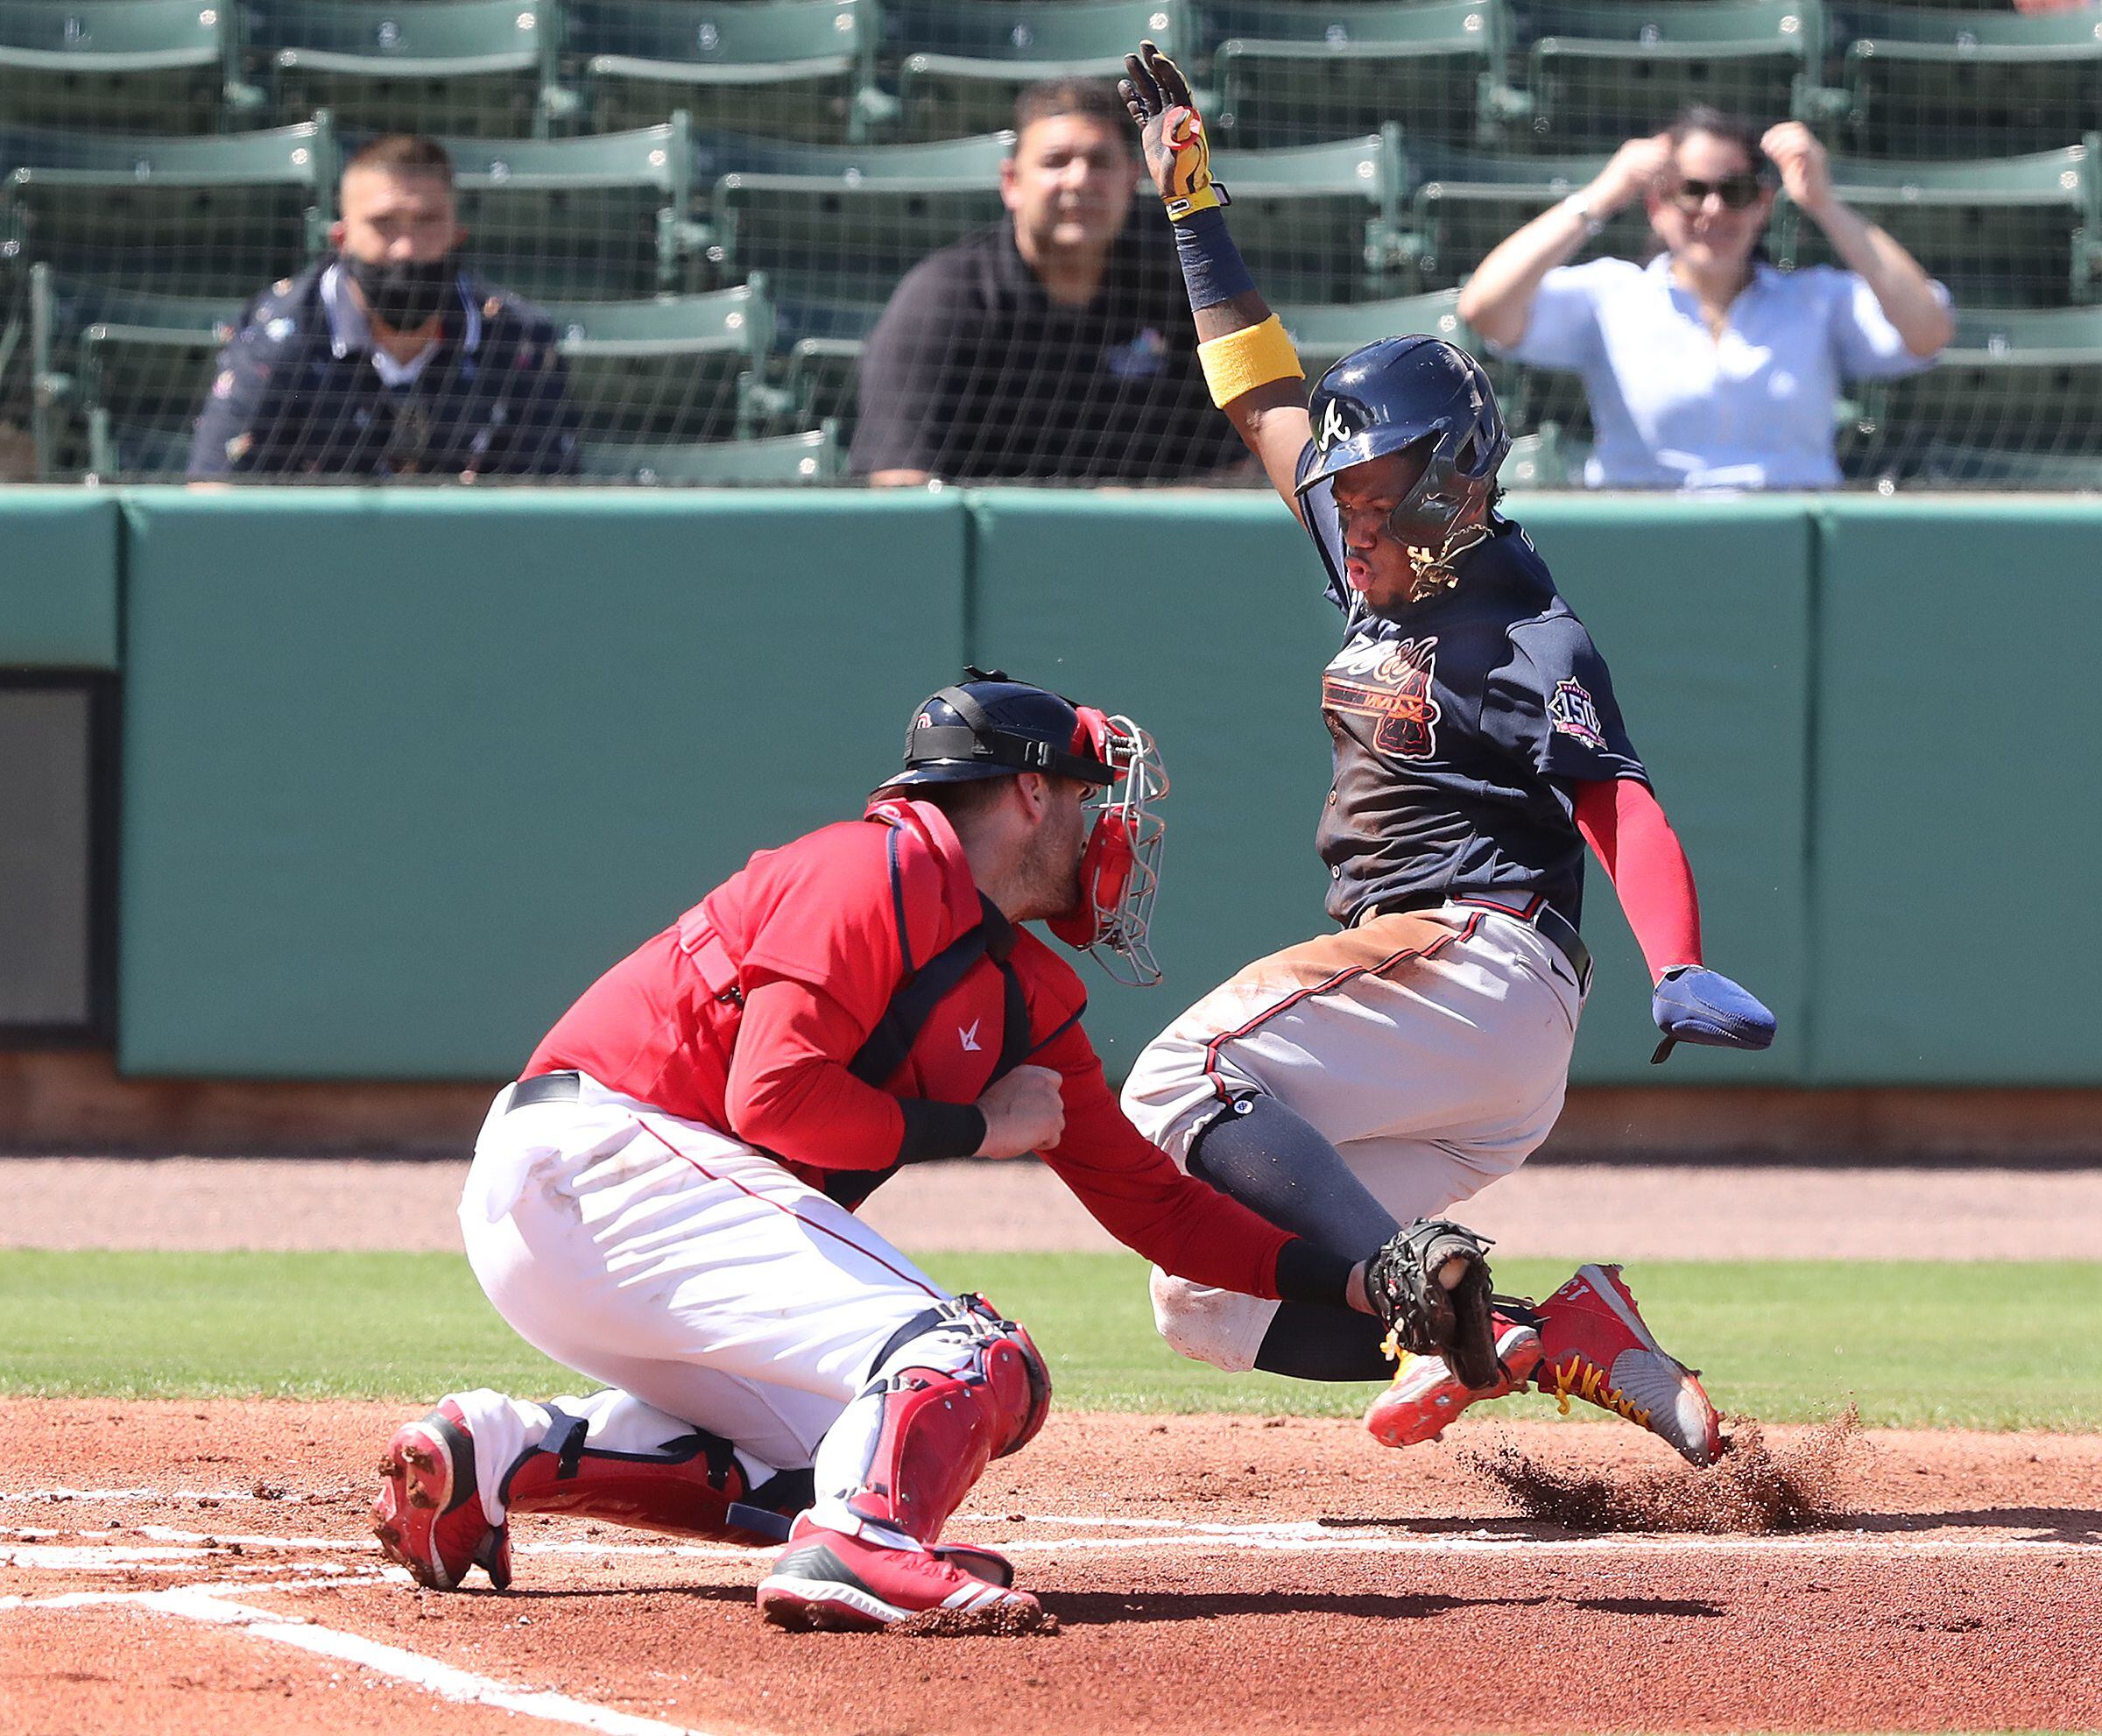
[727,978,928,1171]
[1570,776,1703,982]
[1029,1020,1293,1300]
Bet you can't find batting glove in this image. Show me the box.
[1650,966,1776,1065]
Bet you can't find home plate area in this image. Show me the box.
[5,1401,2101,1736]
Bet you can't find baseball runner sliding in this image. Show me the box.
[1114,44,1776,1463]
[372,674,1504,1628]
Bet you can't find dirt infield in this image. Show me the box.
[6,1400,2100,1736]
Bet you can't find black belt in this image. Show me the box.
[509,1070,582,1110]
[1355,892,1592,991]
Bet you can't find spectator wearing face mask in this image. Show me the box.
[1458,107,1952,490]
[187,135,579,481]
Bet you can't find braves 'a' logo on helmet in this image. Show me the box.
[1321,636,1442,760]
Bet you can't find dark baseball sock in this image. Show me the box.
[1252,1302,1396,1381]
[1187,1092,1407,1383]
[1186,1092,1400,1256]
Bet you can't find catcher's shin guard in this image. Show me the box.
[501,1410,814,1545]
[822,1295,1050,1546]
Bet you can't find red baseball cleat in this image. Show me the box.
[756,1516,1038,1631]
[1364,1315,1544,1447]
[1532,1263,1725,1467]
[372,1401,511,1591]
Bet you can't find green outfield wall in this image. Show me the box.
[3,487,2097,1086]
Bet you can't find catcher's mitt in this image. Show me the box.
[1364,1218,1503,1391]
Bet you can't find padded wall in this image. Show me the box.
[116,489,967,1076]
[1811,499,2102,1083]
[0,490,120,670]
[1517,498,1813,1086]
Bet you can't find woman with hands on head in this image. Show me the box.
[1457,108,1954,490]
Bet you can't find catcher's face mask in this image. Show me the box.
[1047,707,1167,988]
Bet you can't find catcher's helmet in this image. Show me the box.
[885,669,1117,789]
[1297,335,1510,596]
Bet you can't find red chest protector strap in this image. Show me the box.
[849,814,1031,1090]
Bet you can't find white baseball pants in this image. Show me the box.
[1120,904,1584,1373]
[452,1074,949,1522]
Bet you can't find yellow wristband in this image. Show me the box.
[1166,185,1223,221]
[1196,315,1304,407]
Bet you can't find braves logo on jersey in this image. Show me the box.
[1547,679,1607,751]
[1322,637,1442,760]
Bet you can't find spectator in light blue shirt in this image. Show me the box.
[1458,108,1954,490]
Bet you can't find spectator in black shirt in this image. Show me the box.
[850,80,1243,485]
[189,135,578,481]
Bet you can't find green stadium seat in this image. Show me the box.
[437,120,702,300]
[1210,132,1404,302]
[545,284,772,444]
[1905,440,2102,490]
[1838,3,2102,162]
[889,0,1189,141]
[1502,421,1587,487]
[0,0,233,134]
[1774,144,2101,310]
[750,291,882,437]
[697,130,1008,302]
[1210,0,1521,152]
[572,0,879,143]
[1,118,335,299]
[1854,305,2102,475]
[581,422,844,482]
[1274,288,1472,373]
[1521,0,1826,153]
[252,0,562,138]
[1390,141,1641,292]
[26,265,239,477]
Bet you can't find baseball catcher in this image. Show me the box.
[371,669,1489,1628]
[1112,43,1776,1466]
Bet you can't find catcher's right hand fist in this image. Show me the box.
[1119,39,1223,220]
[974,1064,1065,1160]
[1364,1218,1503,1391]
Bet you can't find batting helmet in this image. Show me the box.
[1297,335,1510,598]
[886,670,1117,788]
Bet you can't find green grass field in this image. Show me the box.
[4,1250,2097,1430]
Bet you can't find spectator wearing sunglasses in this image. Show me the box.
[1458,108,1952,490]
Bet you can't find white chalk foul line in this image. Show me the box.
[2,1586,727,1736]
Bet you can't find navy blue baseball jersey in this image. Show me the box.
[1295,450,1647,929]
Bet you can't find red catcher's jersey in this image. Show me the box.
[525,801,1292,1302]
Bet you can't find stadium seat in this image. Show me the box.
[0,0,234,134]
[1389,141,1638,292]
[1838,3,2102,162]
[751,291,883,437]
[1210,133,1404,302]
[1904,440,2102,490]
[697,130,1008,302]
[571,0,879,143]
[1774,143,2101,310]
[1520,0,1828,153]
[888,0,1189,141]
[1853,305,2102,475]
[545,285,773,444]
[580,422,844,482]
[1274,289,1472,373]
[1502,421,1588,488]
[25,265,238,477]
[438,120,702,300]
[251,0,563,138]
[1,119,335,299]
[1209,0,1521,151]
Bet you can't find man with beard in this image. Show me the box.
[850,80,1242,483]
[371,673,1405,1630]
[187,134,577,480]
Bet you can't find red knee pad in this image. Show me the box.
[846,1302,1051,1543]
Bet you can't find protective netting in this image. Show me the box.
[2,0,2098,486]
